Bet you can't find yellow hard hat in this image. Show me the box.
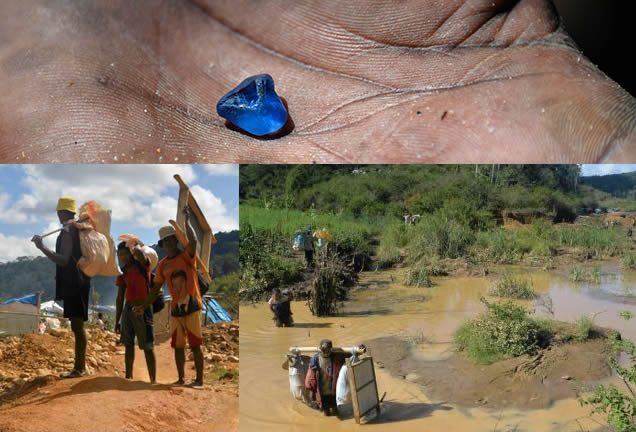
[56,196,77,213]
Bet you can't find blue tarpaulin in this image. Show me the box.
[202,297,232,324]
[2,294,38,306]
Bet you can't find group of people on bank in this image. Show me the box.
[31,196,206,388]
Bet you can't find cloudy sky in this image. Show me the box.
[581,164,636,177]
[0,165,238,263]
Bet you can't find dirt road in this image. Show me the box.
[0,334,238,432]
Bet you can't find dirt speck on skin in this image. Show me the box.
[365,335,612,410]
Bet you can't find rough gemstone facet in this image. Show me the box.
[216,74,288,136]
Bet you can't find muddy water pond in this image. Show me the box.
[240,263,636,432]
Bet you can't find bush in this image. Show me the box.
[404,262,433,288]
[570,266,601,283]
[573,315,596,341]
[556,225,627,259]
[624,252,636,270]
[454,298,543,364]
[308,254,353,316]
[409,215,475,261]
[239,262,268,302]
[582,332,636,432]
[376,223,410,268]
[472,230,532,264]
[489,273,537,299]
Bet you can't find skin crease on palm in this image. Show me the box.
[0,0,635,163]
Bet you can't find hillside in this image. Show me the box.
[0,230,239,306]
[581,171,636,197]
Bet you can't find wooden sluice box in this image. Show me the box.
[287,346,381,424]
[346,356,381,424]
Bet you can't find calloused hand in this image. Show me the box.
[0,0,634,163]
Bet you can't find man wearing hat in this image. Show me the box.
[32,196,90,378]
[136,206,205,388]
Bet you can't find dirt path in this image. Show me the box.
[0,337,238,432]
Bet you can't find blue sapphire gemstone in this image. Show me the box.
[216,74,288,136]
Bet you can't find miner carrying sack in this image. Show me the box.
[31,197,90,378]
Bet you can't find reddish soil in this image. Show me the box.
[0,323,239,432]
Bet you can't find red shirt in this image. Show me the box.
[117,263,150,302]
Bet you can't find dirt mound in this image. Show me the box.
[0,328,120,399]
[365,336,612,410]
[202,321,239,363]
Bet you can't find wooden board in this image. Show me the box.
[346,357,380,424]
[170,174,216,284]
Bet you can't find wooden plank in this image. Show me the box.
[370,355,381,418]
[347,357,380,424]
[289,346,365,355]
[346,357,361,424]
[171,174,217,284]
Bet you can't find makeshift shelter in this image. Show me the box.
[202,296,232,325]
[0,294,40,336]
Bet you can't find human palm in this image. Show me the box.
[1,0,634,162]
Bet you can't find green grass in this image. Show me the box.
[240,205,376,257]
[206,365,238,382]
[239,205,376,301]
[471,222,628,265]
[573,316,597,341]
[407,215,475,262]
[619,311,634,321]
[623,252,636,270]
[376,223,410,267]
[404,261,433,288]
[570,265,601,283]
[489,273,537,299]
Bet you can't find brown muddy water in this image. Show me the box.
[240,263,636,432]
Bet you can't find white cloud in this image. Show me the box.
[582,164,636,177]
[189,185,238,232]
[0,165,237,262]
[0,233,39,262]
[4,165,197,230]
[137,195,179,228]
[203,164,239,176]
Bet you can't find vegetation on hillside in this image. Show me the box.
[240,165,636,302]
[0,231,239,316]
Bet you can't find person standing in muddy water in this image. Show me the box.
[31,197,90,378]
[136,207,205,389]
[305,339,347,417]
[268,288,294,327]
[115,241,157,384]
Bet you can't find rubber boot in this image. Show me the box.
[174,348,185,385]
[193,346,204,386]
[71,318,87,373]
[125,345,135,379]
[144,349,156,383]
